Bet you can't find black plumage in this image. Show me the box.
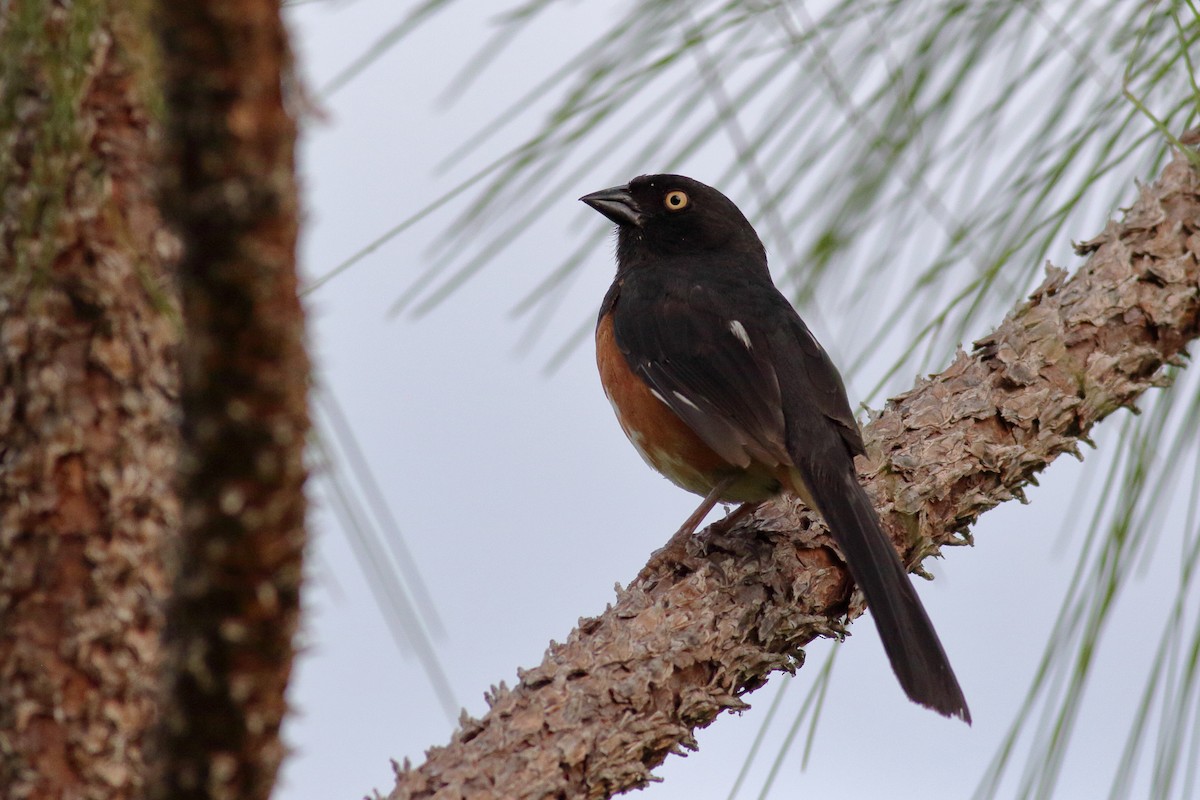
[583,174,970,722]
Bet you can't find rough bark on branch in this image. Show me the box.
[390,148,1200,799]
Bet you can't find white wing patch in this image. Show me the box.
[729,319,752,349]
[672,391,701,411]
[649,388,669,405]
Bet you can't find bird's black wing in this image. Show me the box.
[774,311,865,458]
[611,278,791,469]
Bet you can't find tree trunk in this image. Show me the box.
[151,1,308,799]
[150,1,307,800]
[0,3,307,800]
[389,149,1200,799]
[0,3,177,799]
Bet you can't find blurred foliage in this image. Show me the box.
[308,1,1200,798]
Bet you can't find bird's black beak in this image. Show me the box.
[580,185,643,228]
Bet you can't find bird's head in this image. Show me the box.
[580,174,766,262]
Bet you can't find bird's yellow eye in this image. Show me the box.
[664,190,689,211]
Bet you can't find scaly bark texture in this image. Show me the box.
[391,149,1200,799]
[0,2,178,799]
[151,2,307,800]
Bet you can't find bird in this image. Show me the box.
[580,174,970,722]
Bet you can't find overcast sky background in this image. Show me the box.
[275,3,1193,799]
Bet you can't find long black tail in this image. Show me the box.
[796,464,971,722]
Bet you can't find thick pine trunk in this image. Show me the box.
[0,3,307,800]
[151,2,308,799]
[0,3,177,798]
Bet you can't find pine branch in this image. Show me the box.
[391,145,1200,800]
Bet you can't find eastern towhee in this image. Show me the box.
[581,174,970,722]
